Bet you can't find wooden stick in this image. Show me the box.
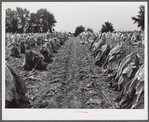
[101,91,116,109]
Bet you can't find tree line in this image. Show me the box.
[6,7,57,33]
[6,5,144,35]
[74,5,144,36]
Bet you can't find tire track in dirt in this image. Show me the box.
[34,37,113,108]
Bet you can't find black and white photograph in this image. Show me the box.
[2,1,148,120]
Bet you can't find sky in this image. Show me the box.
[2,2,146,33]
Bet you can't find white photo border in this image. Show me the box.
[2,1,148,120]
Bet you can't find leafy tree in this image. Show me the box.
[6,7,57,33]
[131,5,144,31]
[36,9,57,33]
[74,25,85,36]
[28,13,40,33]
[6,8,18,33]
[101,21,114,33]
[15,7,30,33]
[87,28,94,33]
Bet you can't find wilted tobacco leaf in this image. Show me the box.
[95,51,102,60]
[116,64,144,109]
[92,34,106,51]
[5,63,29,108]
[114,79,132,102]
[109,55,114,61]
[102,43,110,53]
[127,64,144,94]
[122,62,137,78]
[118,75,128,86]
[133,101,144,109]
[108,45,122,56]
[95,44,109,59]
[115,52,139,80]
[95,44,111,67]
[136,81,144,94]
[5,85,14,102]
[115,54,121,60]
[131,92,144,109]
[104,44,126,74]
[116,61,138,92]
[109,58,121,71]
[137,70,144,82]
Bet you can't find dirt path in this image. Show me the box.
[30,37,116,109]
